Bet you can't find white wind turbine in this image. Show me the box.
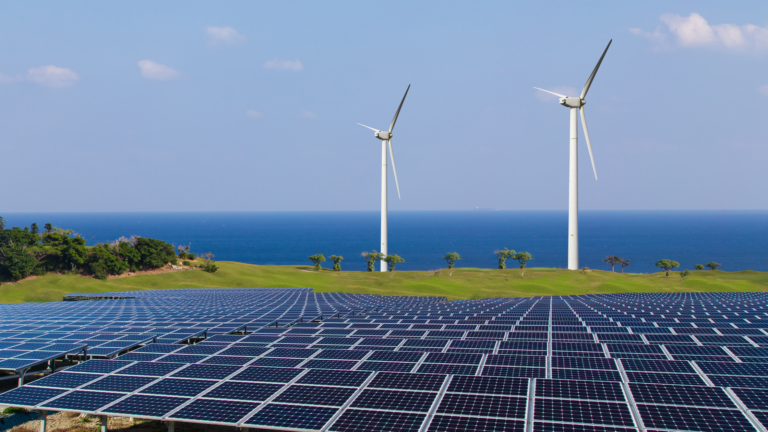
[535,40,611,271]
[358,84,410,272]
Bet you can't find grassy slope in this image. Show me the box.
[1,262,767,304]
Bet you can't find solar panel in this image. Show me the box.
[534,399,635,427]
[243,403,338,430]
[100,394,188,418]
[167,398,258,424]
[636,404,754,431]
[537,379,626,402]
[39,390,124,412]
[330,409,426,432]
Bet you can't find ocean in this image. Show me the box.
[1,211,766,274]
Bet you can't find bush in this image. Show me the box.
[187,253,195,260]
[134,238,176,269]
[2,406,27,415]
[182,260,191,266]
[178,251,188,259]
[201,262,219,273]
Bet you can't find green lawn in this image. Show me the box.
[1,262,766,304]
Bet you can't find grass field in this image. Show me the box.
[1,262,767,304]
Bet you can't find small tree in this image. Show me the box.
[200,252,218,273]
[694,264,704,270]
[362,250,384,272]
[620,258,631,274]
[329,255,344,271]
[705,262,721,271]
[680,269,690,280]
[383,254,404,272]
[30,223,39,235]
[443,252,461,269]
[44,223,52,233]
[0,216,4,231]
[308,254,326,271]
[515,252,533,269]
[603,256,622,272]
[494,248,516,269]
[655,259,680,277]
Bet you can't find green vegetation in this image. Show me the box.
[494,248,516,269]
[620,259,631,273]
[515,252,533,269]
[695,264,705,270]
[655,259,680,277]
[383,254,405,272]
[308,254,326,271]
[0,218,187,282]
[680,269,690,280]
[2,262,767,304]
[329,255,344,271]
[361,251,384,272]
[706,262,721,271]
[199,253,219,273]
[603,256,622,272]
[2,407,27,415]
[443,252,461,269]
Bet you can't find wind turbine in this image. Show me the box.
[358,84,410,272]
[534,40,611,271]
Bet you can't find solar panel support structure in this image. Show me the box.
[524,378,536,432]
[320,371,378,432]
[620,381,646,431]
[724,387,768,432]
[99,415,108,432]
[167,420,174,432]
[418,374,452,432]
[689,361,715,386]
[39,410,47,432]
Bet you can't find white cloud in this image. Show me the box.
[264,59,303,71]
[633,13,768,52]
[26,66,79,87]
[758,85,768,96]
[206,26,246,45]
[299,110,316,118]
[0,73,24,84]
[138,60,180,80]
[246,109,262,119]
[534,86,578,102]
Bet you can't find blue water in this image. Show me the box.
[2,211,766,273]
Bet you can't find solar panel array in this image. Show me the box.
[2,289,768,431]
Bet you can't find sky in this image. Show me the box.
[1,1,767,212]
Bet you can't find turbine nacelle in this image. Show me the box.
[559,97,585,108]
[375,131,392,140]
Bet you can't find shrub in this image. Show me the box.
[201,262,219,273]
[134,238,176,269]
[182,260,191,266]
[178,252,188,260]
[187,253,195,260]
[2,406,27,415]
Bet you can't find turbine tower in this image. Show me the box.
[358,85,410,272]
[535,40,611,270]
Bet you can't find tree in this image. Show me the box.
[603,256,622,272]
[362,250,384,272]
[200,252,219,273]
[383,254,405,272]
[620,259,631,274]
[329,255,344,271]
[308,254,326,271]
[680,269,690,280]
[705,262,721,271]
[655,259,680,277]
[44,223,52,233]
[694,264,704,270]
[443,252,462,269]
[0,216,4,231]
[134,237,176,269]
[494,248,516,269]
[515,252,533,269]
[30,223,39,235]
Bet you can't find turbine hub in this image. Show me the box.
[375,131,392,140]
[559,97,584,108]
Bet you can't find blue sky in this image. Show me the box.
[1,1,767,212]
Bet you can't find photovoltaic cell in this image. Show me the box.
[428,415,525,432]
[437,393,527,418]
[637,404,754,431]
[101,394,188,418]
[534,399,635,427]
[351,389,437,412]
[168,398,258,423]
[368,372,445,391]
[40,390,124,412]
[244,403,338,430]
[331,409,426,432]
[629,383,736,408]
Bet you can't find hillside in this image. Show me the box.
[1,262,767,304]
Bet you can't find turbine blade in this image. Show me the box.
[580,106,598,180]
[533,87,567,98]
[389,84,410,133]
[357,123,380,132]
[581,39,612,99]
[388,139,401,199]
